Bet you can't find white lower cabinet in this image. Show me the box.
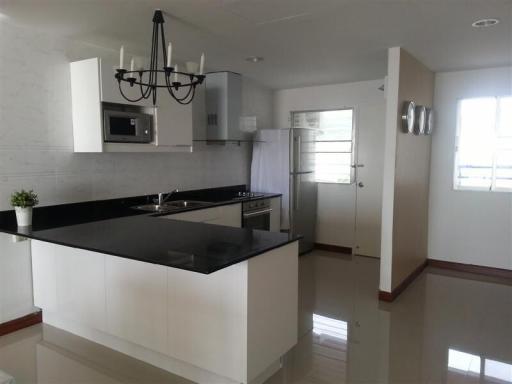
[31,239,299,384]
[105,256,168,354]
[55,246,106,332]
[32,241,58,312]
[31,241,106,330]
[167,263,248,380]
[162,203,242,228]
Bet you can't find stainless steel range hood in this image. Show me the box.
[195,71,252,143]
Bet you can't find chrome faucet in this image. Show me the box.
[157,189,179,206]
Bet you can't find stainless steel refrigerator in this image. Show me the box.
[251,128,317,253]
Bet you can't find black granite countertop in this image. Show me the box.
[0,185,292,274]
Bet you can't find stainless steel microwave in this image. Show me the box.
[103,110,153,143]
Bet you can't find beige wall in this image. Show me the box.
[391,49,434,289]
[380,47,434,292]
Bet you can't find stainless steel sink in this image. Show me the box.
[132,200,211,213]
[166,200,208,209]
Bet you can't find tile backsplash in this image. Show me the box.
[0,19,270,210]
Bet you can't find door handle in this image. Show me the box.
[243,208,273,218]
[358,182,364,188]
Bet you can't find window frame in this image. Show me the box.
[453,96,512,193]
[290,107,356,185]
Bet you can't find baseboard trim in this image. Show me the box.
[428,259,512,280]
[378,260,428,302]
[314,243,352,254]
[0,310,42,337]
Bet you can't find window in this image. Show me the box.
[455,96,512,191]
[292,109,354,184]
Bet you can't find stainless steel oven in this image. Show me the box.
[103,109,153,143]
[242,199,272,231]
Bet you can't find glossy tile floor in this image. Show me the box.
[1,250,511,384]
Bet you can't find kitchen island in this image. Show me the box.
[0,186,298,384]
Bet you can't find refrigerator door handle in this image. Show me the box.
[290,171,314,175]
[296,134,302,172]
[294,174,300,210]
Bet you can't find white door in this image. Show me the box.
[354,103,386,257]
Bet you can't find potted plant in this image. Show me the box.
[10,189,39,226]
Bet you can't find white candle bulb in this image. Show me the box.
[130,57,134,72]
[174,64,179,83]
[119,45,124,69]
[199,53,205,75]
[166,42,172,68]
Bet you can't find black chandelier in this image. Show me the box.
[115,10,205,106]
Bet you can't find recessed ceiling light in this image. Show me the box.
[472,18,499,28]
[246,56,264,63]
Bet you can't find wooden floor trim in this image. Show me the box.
[314,243,352,254]
[378,260,428,302]
[428,259,512,280]
[0,310,42,337]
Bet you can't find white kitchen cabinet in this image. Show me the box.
[162,203,242,228]
[31,240,299,384]
[154,100,193,147]
[167,261,248,380]
[31,241,58,312]
[70,57,194,153]
[54,246,106,332]
[31,241,107,331]
[99,59,152,107]
[105,256,168,354]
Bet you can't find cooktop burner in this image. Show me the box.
[233,191,265,199]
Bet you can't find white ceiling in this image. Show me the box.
[0,0,510,89]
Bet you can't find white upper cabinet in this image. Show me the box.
[99,58,154,107]
[155,98,193,147]
[70,57,195,152]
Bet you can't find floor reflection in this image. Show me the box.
[447,348,512,384]
[0,249,511,384]
[268,250,512,384]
